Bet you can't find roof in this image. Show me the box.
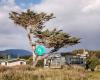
[49,51,89,56]
[47,52,75,59]
[61,52,75,56]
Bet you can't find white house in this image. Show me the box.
[0,59,26,67]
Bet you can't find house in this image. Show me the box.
[44,50,89,68]
[0,59,26,67]
[44,53,66,68]
[62,50,88,67]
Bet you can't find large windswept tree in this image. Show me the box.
[9,9,80,67]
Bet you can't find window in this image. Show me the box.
[20,62,23,65]
[5,62,7,65]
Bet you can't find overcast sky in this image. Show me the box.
[0,0,100,51]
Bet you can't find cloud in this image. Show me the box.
[82,0,100,12]
[29,0,100,50]
[0,0,31,51]
[0,34,30,50]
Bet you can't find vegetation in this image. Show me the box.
[88,50,100,58]
[0,65,99,80]
[36,60,44,67]
[9,9,54,46]
[86,58,100,71]
[35,28,80,53]
[85,71,100,80]
[0,65,85,80]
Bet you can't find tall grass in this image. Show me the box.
[0,65,97,80]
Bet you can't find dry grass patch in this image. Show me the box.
[0,65,99,80]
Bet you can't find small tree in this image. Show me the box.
[86,58,100,71]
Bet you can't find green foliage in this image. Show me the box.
[9,9,54,30]
[35,28,80,53]
[20,55,30,60]
[86,58,100,71]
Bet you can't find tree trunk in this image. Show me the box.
[26,27,37,67]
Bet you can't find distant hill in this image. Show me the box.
[0,49,32,58]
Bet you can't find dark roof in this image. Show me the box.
[61,52,75,56]
[47,52,75,58]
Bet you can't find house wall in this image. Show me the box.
[65,55,86,67]
[0,61,26,67]
[61,57,66,65]
[1,62,7,66]
[65,55,72,64]
[44,56,66,68]
[7,61,26,67]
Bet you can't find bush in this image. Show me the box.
[86,58,100,71]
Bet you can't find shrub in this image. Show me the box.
[86,58,100,71]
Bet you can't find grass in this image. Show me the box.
[0,65,99,80]
[85,71,100,80]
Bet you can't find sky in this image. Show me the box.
[0,0,100,51]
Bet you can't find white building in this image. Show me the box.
[0,59,26,67]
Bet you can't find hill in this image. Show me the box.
[0,49,32,58]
